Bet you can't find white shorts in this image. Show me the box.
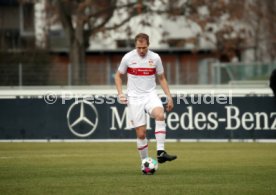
[127,92,163,128]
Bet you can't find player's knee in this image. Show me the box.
[137,131,146,139]
[137,134,146,139]
[155,111,165,121]
[136,126,146,139]
[152,107,165,121]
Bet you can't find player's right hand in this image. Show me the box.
[118,94,128,104]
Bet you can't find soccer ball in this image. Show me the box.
[141,157,158,175]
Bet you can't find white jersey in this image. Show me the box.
[118,49,164,97]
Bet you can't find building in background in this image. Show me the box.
[0,0,35,50]
[0,0,274,86]
[42,0,216,85]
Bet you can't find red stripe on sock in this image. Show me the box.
[155,131,166,134]
[138,144,148,150]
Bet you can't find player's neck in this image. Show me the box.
[137,51,149,59]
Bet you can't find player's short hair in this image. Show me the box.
[135,33,150,45]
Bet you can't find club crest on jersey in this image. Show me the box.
[148,60,155,66]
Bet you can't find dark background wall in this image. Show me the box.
[0,96,275,140]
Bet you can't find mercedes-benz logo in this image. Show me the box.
[67,100,99,137]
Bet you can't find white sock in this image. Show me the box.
[155,120,166,151]
[137,138,148,160]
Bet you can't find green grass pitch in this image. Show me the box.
[0,142,276,195]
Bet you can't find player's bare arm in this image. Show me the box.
[158,73,174,112]
[114,71,127,104]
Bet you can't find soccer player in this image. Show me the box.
[114,33,177,164]
[269,69,276,98]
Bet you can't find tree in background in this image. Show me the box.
[245,0,276,62]
[46,0,153,85]
[167,0,276,62]
[168,0,248,62]
[44,0,275,86]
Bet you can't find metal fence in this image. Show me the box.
[0,62,197,86]
[211,62,276,85]
[198,61,276,85]
[0,62,275,86]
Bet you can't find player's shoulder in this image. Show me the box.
[148,50,161,59]
[123,49,137,60]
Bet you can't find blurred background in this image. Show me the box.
[0,0,275,87]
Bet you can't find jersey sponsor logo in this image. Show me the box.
[127,67,156,76]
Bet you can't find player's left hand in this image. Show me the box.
[118,94,128,104]
[166,97,174,112]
